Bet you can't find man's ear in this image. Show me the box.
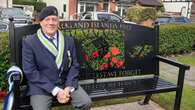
[39,21,43,27]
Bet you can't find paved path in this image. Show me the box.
[91,101,164,110]
[160,61,195,88]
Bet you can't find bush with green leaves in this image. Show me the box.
[0,32,9,91]
[126,6,143,23]
[160,23,195,55]
[140,8,157,21]
[126,6,157,23]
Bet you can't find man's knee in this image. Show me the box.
[71,86,92,110]
[73,96,92,110]
[30,95,52,110]
[82,97,92,109]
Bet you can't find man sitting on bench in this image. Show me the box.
[22,6,92,110]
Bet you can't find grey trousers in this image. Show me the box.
[30,85,92,110]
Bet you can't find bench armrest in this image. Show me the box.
[156,55,190,70]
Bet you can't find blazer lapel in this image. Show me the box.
[35,34,59,70]
[60,43,68,73]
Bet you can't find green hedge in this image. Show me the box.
[0,32,9,91]
[159,23,195,55]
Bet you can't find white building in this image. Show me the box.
[41,0,69,20]
[162,0,193,18]
[39,0,132,20]
[39,0,195,20]
[0,0,12,8]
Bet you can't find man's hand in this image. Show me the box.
[64,87,71,95]
[56,90,70,104]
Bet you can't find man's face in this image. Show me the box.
[40,15,59,36]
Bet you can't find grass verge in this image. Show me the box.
[152,85,195,110]
[176,55,195,66]
[0,102,3,110]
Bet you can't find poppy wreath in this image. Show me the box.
[65,29,125,71]
[83,46,125,71]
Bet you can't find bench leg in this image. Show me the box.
[143,94,152,104]
[174,90,182,110]
[139,94,152,105]
[174,68,186,110]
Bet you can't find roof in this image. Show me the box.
[138,0,163,7]
[118,0,132,4]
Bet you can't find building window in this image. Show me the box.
[181,6,187,17]
[79,3,85,13]
[63,4,66,12]
[78,2,96,13]
[86,3,95,12]
[103,3,108,11]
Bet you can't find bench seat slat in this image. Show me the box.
[81,77,177,100]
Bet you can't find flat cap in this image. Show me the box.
[38,6,58,21]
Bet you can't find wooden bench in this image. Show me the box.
[4,20,190,110]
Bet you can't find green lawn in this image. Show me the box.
[0,102,3,109]
[176,55,195,66]
[153,85,195,110]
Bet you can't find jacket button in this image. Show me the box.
[59,79,63,84]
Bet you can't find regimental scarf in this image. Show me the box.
[37,29,64,69]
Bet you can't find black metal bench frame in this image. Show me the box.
[5,20,190,110]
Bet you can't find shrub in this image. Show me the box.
[0,32,9,91]
[159,23,195,55]
[126,6,143,23]
[140,8,157,21]
[126,6,157,24]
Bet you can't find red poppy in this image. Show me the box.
[99,63,109,70]
[92,51,99,58]
[104,52,111,59]
[116,60,125,68]
[110,61,114,67]
[111,57,118,64]
[0,91,6,99]
[83,54,89,61]
[111,47,121,55]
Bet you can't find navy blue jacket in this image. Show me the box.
[22,33,80,96]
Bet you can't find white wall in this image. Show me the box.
[42,0,69,20]
[0,0,7,8]
[8,0,12,7]
[163,2,192,18]
[0,0,12,8]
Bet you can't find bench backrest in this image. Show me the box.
[9,21,159,82]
